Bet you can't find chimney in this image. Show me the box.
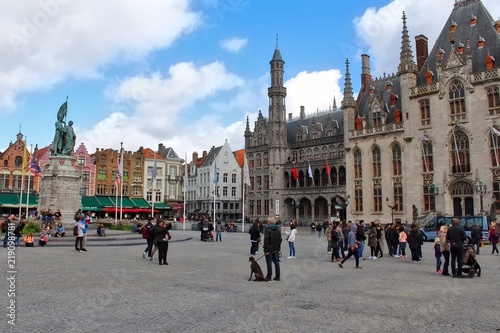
[300,106,305,120]
[192,152,198,161]
[495,20,500,34]
[361,54,371,93]
[415,34,428,72]
[202,150,208,158]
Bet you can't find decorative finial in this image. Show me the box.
[276,34,279,48]
[19,123,22,133]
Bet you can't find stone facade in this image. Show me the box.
[343,1,500,224]
[244,44,348,224]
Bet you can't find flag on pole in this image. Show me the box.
[213,160,218,185]
[244,156,251,186]
[152,152,157,181]
[420,134,430,141]
[29,155,44,179]
[308,163,313,178]
[291,167,298,181]
[490,126,500,136]
[325,160,330,175]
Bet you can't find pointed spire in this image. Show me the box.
[398,12,418,75]
[341,59,355,108]
[272,34,283,62]
[333,92,337,109]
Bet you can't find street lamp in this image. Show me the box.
[344,194,350,222]
[386,197,396,224]
[427,183,439,212]
[475,179,487,215]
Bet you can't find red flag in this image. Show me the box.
[291,167,298,180]
[325,160,330,175]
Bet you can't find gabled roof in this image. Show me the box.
[286,107,344,144]
[202,146,222,168]
[143,148,164,160]
[417,0,500,85]
[356,76,402,126]
[160,147,180,160]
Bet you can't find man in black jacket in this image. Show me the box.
[263,216,282,281]
[446,218,467,278]
[356,220,367,260]
[470,222,482,254]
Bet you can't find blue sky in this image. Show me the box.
[1,0,499,157]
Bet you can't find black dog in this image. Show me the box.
[248,256,265,281]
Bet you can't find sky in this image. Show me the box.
[1,0,499,159]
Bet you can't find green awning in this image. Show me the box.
[95,196,114,207]
[130,197,150,209]
[81,196,104,212]
[153,202,171,210]
[0,193,24,208]
[19,193,38,207]
[107,196,135,208]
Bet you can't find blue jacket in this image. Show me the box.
[347,225,357,247]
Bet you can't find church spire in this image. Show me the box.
[397,12,418,75]
[333,93,337,109]
[341,59,355,108]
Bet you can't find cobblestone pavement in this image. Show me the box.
[1,228,499,333]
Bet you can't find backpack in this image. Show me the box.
[494,232,500,241]
[142,226,149,239]
[73,225,79,236]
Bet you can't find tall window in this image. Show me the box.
[263,153,269,166]
[97,169,107,181]
[12,175,21,189]
[450,130,470,174]
[392,144,402,176]
[491,128,500,167]
[82,170,90,182]
[264,175,269,190]
[394,186,403,211]
[420,99,431,126]
[422,140,433,172]
[122,170,129,182]
[80,185,89,196]
[373,187,382,212]
[223,186,228,196]
[78,156,85,166]
[256,199,261,216]
[355,188,363,212]
[232,173,236,183]
[0,174,8,189]
[97,184,106,195]
[449,79,466,121]
[372,105,382,127]
[231,187,236,196]
[339,166,346,185]
[354,149,362,179]
[255,154,261,167]
[487,86,500,116]
[372,146,381,178]
[223,173,228,183]
[264,199,269,216]
[15,157,22,168]
[423,185,434,212]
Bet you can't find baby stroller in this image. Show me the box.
[462,244,481,278]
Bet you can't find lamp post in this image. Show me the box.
[386,197,396,224]
[427,183,439,212]
[344,194,350,222]
[475,179,487,215]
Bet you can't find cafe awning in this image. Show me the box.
[0,193,26,208]
[82,196,104,212]
[152,202,171,210]
[130,197,150,209]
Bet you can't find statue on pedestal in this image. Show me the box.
[51,99,76,156]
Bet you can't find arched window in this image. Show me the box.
[450,130,470,174]
[354,149,362,179]
[331,167,338,186]
[338,166,346,185]
[419,99,431,126]
[99,156,106,164]
[255,153,261,167]
[372,146,381,178]
[392,143,402,176]
[296,129,303,142]
[15,156,22,168]
[449,79,466,121]
[372,104,382,127]
[263,153,269,166]
[355,116,363,130]
[487,86,500,116]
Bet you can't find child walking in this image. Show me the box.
[434,238,442,274]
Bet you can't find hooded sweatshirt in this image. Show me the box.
[347,225,358,247]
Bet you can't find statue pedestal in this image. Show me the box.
[38,156,82,226]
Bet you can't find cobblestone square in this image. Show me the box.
[1,228,499,333]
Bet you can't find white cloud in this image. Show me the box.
[220,36,247,53]
[0,0,200,111]
[353,0,500,76]
[80,61,245,155]
[285,69,343,117]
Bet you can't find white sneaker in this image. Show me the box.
[368,256,373,259]
[143,252,146,259]
[394,255,400,258]
[372,257,377,260]
[292,256,296,259]
[287,256,293,259]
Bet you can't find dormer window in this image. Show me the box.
[394,109,402,124]
[438,48,445,60]
[470,15,477,26]
[386,82,393,91]
[372,104,381,127]
[478,36,485,49]
[425,70,434,84]
[495,21,500,34]
[457,42,464,54]
[369,86,375,95]
[450,21,457,33]
[390,94,398,106]
[486,54,495,71]
[355,116,363,130]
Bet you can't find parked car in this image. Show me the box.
[419,215,489,243]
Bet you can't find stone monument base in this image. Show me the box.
[37,156,82,226]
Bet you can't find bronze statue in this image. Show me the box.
[51,100,75,156]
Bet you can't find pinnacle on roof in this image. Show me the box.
[341,59,355,108]
[271,34,283,62]
[397,12,418,75]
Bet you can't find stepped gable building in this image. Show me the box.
[343,0,500,224]
[244,42,347,223]
[157,144,184,213]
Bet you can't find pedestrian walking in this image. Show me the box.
[446,218,467,278]
[338,224,362,269]
[489,226,499,255]
[286,222,296,259]
[434,238,442,274]
[438,225,450,276]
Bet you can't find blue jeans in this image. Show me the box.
[327,241,332,253]
[288,241,295,257]
[357,241,365,258]
[3,232,10,248]
[341,246,360,267]
[215,231,221,241]
[317,230,321,238]
[392,244,399,256]
[265,252,280,279]
[436,257,442,272]
[144,238,154,257]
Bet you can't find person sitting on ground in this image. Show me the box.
[44,222,55,237]
[54,209,62,221]
[54,222,65,237]
[132,221,143,234]
[97,223,107,237]
[39,232,49,247]
[23,233,35,247]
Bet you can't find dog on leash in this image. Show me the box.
[248,256,265,281]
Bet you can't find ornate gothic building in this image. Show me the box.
[244,43,348,224]
[343,0,500,224]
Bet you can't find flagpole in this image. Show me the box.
[213,160,217,224]
[183,152,187,231]
[120,143,124,221]
[25,144,33,219]
[151,151,156,218]
[19,135,27,218]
